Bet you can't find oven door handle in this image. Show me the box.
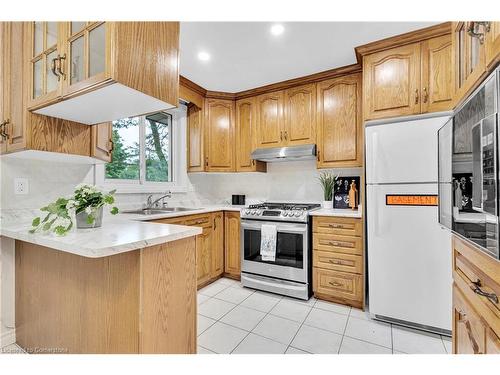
[241,221,307,234]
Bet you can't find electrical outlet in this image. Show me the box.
[14,178,29,195]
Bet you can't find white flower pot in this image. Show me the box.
[322,200,333,209]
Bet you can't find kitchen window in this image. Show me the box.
[96,106,188,193]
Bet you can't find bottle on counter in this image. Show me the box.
[348,180,358,210]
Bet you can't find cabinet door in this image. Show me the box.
[452,22,486,105]
[205,99,235,172]
[316,74,361,168]
[256,91,284,148]
[284,83,316,146]
[187,103,205,172]
[27,21,63,109]
[485,21,500,68]
[62,22,109,96]
[0,22,6,154]
[211,212,224,278]
[197,226,212,287]
[453,283,486,354]
[224,212,241,277]
[90,122,112,162]
[486,329,500,354]
[363,43,421,120]
[421,34,454,113]
[235,98,256,171]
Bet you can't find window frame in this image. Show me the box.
[95,105,188,193]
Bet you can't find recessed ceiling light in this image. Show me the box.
[270,24,285,36]
[197,51,210,61]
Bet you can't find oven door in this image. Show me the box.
[240,219,308,283]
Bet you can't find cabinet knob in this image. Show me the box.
[56,54,67,80]
[415,89,419,104]
[0,119,10,141]
[329,281,342,287]
[423,87,428,103]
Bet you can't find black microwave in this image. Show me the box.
[438,67,499,260]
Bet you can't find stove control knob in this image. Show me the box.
[245,210,250,215]
[294,211,302,217]
[251,210,257,215]
[283,211,288,216]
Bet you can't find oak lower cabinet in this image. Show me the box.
[224,211,241,279]
[25,21,179,125]
[0,22,112,161]
[204,98,235,172]
[153,212,226,288]
[312,216,364,309]
[452,235,500,354]
[316,73,362,168]
[363,34,453,120]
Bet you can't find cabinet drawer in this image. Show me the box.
[313,251,362,274]
[313,216,362,237]
[313,268,363,303]
[453,283,486,354]
[313,233,362,256]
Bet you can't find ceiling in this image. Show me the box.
[179,22,438,92]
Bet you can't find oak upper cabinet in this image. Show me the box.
[364,35,454,120]
[284,83,316,146]
[1,22,27,154]
[421,35,454,113]
[316,74,362,168]
[90,122,113,162]
[187,103,205,172]
[224,211,241,278]
[211,212,224,278]
[452,22,486,106]
[26,22,179,125]
[485,22,500,68]
[235,97,266,172]
[256,91,284,148]
[363,43,421,120]
[205,98,235,172]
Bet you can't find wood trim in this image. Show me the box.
[355,22,452,62]
[235,64,361,99]
[206,90,236,100]
[179,75,207,97]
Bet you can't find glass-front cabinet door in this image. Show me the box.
[62,22,109,96]
[27,21,63,108]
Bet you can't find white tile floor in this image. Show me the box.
[197,277,452,354]
[0,276,452,355]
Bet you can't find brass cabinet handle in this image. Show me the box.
[252,159,255,166]
[107,139,114,153]
[213,217,216,230]
[51,57,60,80]
[284,131,288,140]
[471,279,499,304]
[0,119,10,141]
[280,131,283,141]
[328,224,342,228]
[415,89,419,104]
[329,281,342,287]
[457,310,481,354]
[423,87,428,103]
[56,54,67,80]
[328,241,341,246]
[205,156,208,167]
[317,149,320,162]
[328,259,341,265]
[467,22,489,44]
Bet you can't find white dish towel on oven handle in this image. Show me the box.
[260,224,277,262]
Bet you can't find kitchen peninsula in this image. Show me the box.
[0,218,202,354]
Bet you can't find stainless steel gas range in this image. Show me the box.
[240,202,321,300]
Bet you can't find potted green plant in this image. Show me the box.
[318,172,337,209]
[30,184,119,235]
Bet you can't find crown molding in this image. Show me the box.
[354,22,452,63]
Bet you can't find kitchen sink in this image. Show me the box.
[122,207,203,215]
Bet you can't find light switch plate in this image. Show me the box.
[14,178,29,195]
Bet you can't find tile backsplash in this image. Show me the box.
[0,157,362,210]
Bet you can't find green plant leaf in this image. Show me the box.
[54,226,67,236]
[110,207,119,215]
[29,228,36,234]
[86,215,95,224]
[31,217,41,227]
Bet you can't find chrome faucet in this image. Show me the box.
[146,191,172,208]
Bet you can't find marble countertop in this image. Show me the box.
[0,204,362,258]
[309,207,362,218]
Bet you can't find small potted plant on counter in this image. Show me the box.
[318,172,337,209]
[30,184,119,235]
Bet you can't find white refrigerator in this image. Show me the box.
[365,113,452,333]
